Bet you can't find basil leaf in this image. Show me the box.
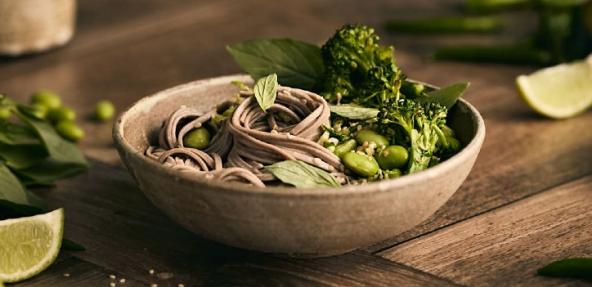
[265,160,340,188]
[15,159,89,186]
[0,143,47,170]
[16,108,88,169]
[330,105,380,120]
[419,82,470,109]
[253,74,278,112]
[227,39,324,90]
[0,163,44,209]
[538,258,592,282]
[0,122,40,145]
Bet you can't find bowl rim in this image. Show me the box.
[113,74,486,198]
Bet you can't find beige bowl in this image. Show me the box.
[113,74,485,257]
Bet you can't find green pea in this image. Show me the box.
[27,103,49,119]
[355,129,389,147]
[31,90,62,110]
[183,127,211,149]
[442,125,455,137]
[95,100,116,122]
[384,169,402,179]
[447,136,461,152]
[0,107,11,120]
[56,121,84,142]
[343,151,379,177]
[48,106,76,122]
[333,139,357,158]
[376,145,409,170]
[222,106,236,117]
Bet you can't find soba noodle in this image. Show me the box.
[146,86,346,187]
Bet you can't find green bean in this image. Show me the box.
[183,127,211,149]
[0,107,11,120]
[355,129,389,147]
[343,151,379,177]
[56,121,85,142]
[333,139,357,158]
[447,136,462,152]
[384,169,402,179]
[376,145,409,170]
[31,90,62,110]
[48,106,76,122]
[95,100,116,122]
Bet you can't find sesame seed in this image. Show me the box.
[149,269,155,275]
[109,274,116,279]
[119,278,126,284]
[109,283,116,287]
[63,273,70,277]
[178,284,185,287]
[150,284,158,287]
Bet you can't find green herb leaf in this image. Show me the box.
[265,160,340,188]
[230,80,252,92]
[0,122,40,145]
[0,144,47,170]
[419,82,470,109]
[226,39,324,90]
[17,109,88,181]
[330,104,380,120]
[253,74,278,112]
[0,163,44,209]
[538,258,592,282]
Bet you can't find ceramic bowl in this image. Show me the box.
[113,74,485,257]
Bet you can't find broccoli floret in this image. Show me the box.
[379,99,447,173]
[321,24,403,106]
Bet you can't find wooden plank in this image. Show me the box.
[379,175,592,286]
[17,255,146,287]
[31,160,455,286]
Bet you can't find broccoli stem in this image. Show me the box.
[433,45,554,65]
[385,16,504,34]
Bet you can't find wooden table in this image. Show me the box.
[3,0,591,286]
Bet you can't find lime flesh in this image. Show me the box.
[0,209,64,283]
[517,55,592,119]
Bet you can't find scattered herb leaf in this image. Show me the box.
[419,82,470,109]
[538,258,592,282]
[265,160,340,188]
[0,163,44,209]
[330,104,380,120]
[0,122,40,145]
[226,39,324,90]
[253,74,278,112]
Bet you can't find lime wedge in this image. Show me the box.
[516,55,592,119]
[0,209,64,283]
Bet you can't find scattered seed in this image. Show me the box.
[157,272,174,280]
[109,274,116,280]
[150,284,158,287]
[149,269,155,275]
[109,282,116,287]
[63,273,70,277]
[119,278,126,284]
[178,284,185,287]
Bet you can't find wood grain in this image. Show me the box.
[379,175,592,286]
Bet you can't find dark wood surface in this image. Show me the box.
[3,0,591,286]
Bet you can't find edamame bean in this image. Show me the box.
[56,121,84,142]
[31,90,61,110]
[49,106,76,122]
[384,169,402,179]
[343,151,379,177]
[376,145,409,170]
[447,136,461,152]
[355,129,389,147]
[28,103,49,119]
[442,125,455,137]
[333,139,357,158]
[95,100,115,122]
[0,107,11,120]
[183,127,211,149]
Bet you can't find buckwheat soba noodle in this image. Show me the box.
[146,86,347,187]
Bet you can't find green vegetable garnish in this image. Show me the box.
[253,74,278,112]
[265,160,340,188]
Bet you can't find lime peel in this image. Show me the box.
[0,209,64,283]
[517,55,592,119]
